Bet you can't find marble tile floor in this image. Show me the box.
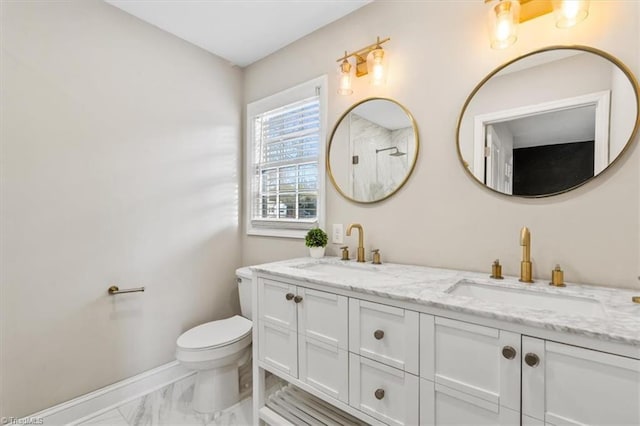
[77,373,253,426]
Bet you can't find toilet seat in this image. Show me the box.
[177,315,252,351]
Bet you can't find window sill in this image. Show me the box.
[246,228,308,239]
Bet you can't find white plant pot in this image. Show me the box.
[309,246,325,259]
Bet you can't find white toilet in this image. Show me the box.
[176,267,253,414]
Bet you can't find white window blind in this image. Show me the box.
[249,91,322,232]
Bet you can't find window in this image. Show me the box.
[246,76,327,237]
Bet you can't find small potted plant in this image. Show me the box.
[305,228,328,259]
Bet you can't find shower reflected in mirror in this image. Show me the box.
[376,146,407,157]
[328,98,419,203]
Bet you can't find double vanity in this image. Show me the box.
[251,257,640,426]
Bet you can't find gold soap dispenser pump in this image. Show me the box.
[549,264,566,287]
[490,259,504,279]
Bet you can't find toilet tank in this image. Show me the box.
[236,267,253,320]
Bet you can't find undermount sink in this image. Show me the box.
[294,261,384,279]
[448,280,606,318]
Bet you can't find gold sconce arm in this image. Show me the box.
[336,36,390,77]
[485,0,553,23]
[336,36,390,62]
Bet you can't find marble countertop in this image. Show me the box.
[251,257,640,348]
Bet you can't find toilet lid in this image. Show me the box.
[177,315,252,350]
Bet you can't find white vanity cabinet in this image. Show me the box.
[257,277,349,403]
[254,269,640,426]
[522,336,640,426]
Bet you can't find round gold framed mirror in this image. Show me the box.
[457,45,640,198]
[327,98,419,203]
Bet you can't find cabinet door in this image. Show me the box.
[298,334,349,403]
[522,336,640,425]
[297,287,348,349]
[434,317,520,412]
[420,378,519,426]
[349,299,419,374]
[258,320,298,377]
[258,278,296,330]
[349,354,419,426]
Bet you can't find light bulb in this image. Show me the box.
[495,12,512,41]
[554,0,589,28]
[563,0,580,19]
[337,58,352,96]
[488,0,519,50]
[370,47,385,86]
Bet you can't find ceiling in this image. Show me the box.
[354,101,412,131]
[105,0,371,67]
[492,105,596,149]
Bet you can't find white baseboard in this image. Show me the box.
[25,361,193,425]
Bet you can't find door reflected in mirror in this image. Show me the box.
[457,46,639,197]
[328,98,419,203]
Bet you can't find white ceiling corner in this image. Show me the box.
[104,0,372,67]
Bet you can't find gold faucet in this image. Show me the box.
[346,223,365,262]
[519,226,533,283]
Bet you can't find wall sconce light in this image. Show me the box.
[486,0,590,50]
[336,36,390,95]
[487,0,520,49]
[337,52,353,96]
[552,0,590,28]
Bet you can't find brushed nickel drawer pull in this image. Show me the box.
[374,388,385,400]
[374,330,385,340]
[285,293,295,301]
[294,295,303,303]
[525,353,540,367]
[502,346,517,360]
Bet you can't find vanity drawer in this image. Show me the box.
[434,317,520,412]
[349,354,419,426]
[420,378,520,426]
[349,299,419,374]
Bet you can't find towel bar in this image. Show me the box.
[108,285,145,295]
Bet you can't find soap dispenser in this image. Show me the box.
[549,265,565,287]
[371,249,382,265]
[490,259,504,279]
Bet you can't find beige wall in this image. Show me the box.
[243,1,640,290]
[1,0,243,417]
